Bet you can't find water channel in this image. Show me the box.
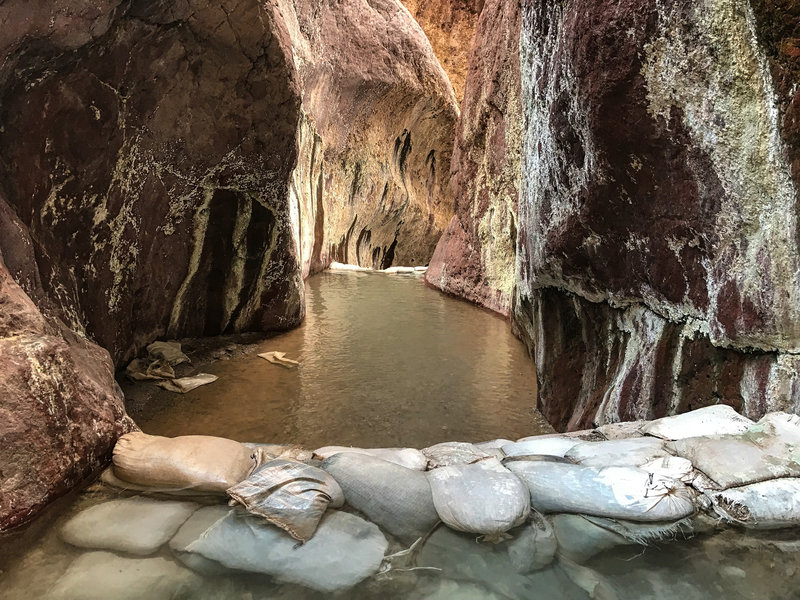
[1,271,798,599]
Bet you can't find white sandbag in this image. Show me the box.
[507,461,695,522]
[565,437,667,467]
[639,456,696,484]
[667,426,800,490]
[227,458,344,542]
[502,436,579,458]
[321,452,440,542]
[474,439,514,452]
[47,551,201,600]
[243,442,313,463]
[175,509,388,593]
[313,446,427,470]
[427,458,530,537]
[506,512,557,573]
[60,497,197,556]
[113,432,257,494]
[422,442,492,468]
[642,405,754,440]
[706,478,800,529]
[595,421,646,440]
[752,412,800,444]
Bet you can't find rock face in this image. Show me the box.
[0,0,457,527]
[513,0,800,429]
[0,195,134,531]
[426,0,522,316]
[401,0,484,104]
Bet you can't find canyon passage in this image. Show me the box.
[2,0,800,598]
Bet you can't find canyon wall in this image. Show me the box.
[0,0,456,529]
[426,0,522,316]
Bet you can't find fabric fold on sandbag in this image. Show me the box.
[427,457,530,539]
[507,461,695,522]
[321,453,440,542]
[642,405,754,440]
[564,437,667,467]
[227,458,344,542]
[113,432,258,494]
[313,446,428,470]
[706,478,800,529]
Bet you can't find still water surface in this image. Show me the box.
[130,270,549,447]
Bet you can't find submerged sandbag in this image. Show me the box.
[47,551,201,600]
[667,425,800,490]
[642,405,754,440]
[176,509,388,593]
[226,458,344,542]
[169,505,232,575]
[507,461,695,521]
[321,452,439,542]
[706,478,800,529]
[502,436,579,458]
[565,437,667,468]
[506,512,557,573]
[422,442,492,468]
[60,497,197,556]
[427,458,530,537]
[551,514,628,563]
[113,432,257,494]
[314,446,428,470]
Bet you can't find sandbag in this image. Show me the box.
[551,514,628,563]
[595,421,646,440]
[506,512,557,573]
[321,452,439,542]
[174,509,388,593]
[474,438,514,452]
[47,551,201,600]
[565,437,667,468]
[243,442,313,463]
[502,436,579,458]
[706,478,800,529]
[667,425,800,490]
[639,456,696,484]
[169,506,232,575]
[422,442,492,468]
[113,432,257,494]
[313,446,427,470]
[642,405,754,440]
[752,412,800,444]
[227,458,344,542]
[60,497,197,556]
[427,458,530,537]
[100,467,222,497]
[507,461,695,522]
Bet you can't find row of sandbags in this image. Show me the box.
[102,405,800,593]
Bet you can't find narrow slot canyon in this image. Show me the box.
[2,0,800,598]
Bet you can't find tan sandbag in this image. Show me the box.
[113,432,257,493]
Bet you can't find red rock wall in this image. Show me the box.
[425,0,521,316]
[513,0,800,428]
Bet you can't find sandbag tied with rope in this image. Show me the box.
[227,458,344,542]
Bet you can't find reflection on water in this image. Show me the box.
[130,271,549,447]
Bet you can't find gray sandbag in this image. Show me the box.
[706,478,800,529]
[642,405,754,440]
[46,551,201,600]
[410,579,505,600]
[580,514,696,545]
[564,437,667,467]
[113,432,257,494]
[506,512,557,573]
[169,505,232,575]
[226,458,344,542]
[507,461,695,521]
[502,436,579,458]
[313,446,428,470]
[552,514,628,563]
[173,508,388,593]
[418,527,588,600]
[595,420,646,440]
[60,497,197,556]
[422,442,492,468]
[243,442,313,463]
[321,452,439,542]
[474,438,514,452]
[427,458,530,538]
[667,425,800,490]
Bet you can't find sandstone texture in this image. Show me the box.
[426,0,521,316]
[401,0,483,104]
[513,0,800,429]
[0,0,457,527]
